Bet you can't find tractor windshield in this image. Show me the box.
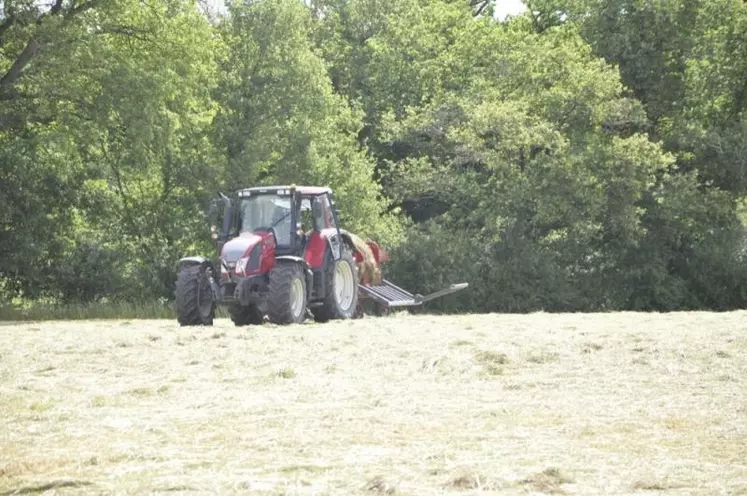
[238,194,293,246]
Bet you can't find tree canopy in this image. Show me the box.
[2,0,746,312]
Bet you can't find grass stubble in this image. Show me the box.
[1,311,746,494]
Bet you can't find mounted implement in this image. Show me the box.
[359,280,469,314]
[174,185,468,326]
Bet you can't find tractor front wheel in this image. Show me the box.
[312,248,359,322]
[228,303,264,326]
[266,262,307,325]
[175,264,215,326]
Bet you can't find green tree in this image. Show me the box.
[520,0,747,309]
[1,0,223,302]
[315,0,747,311]
[2,0,745,314]
[523,0,747,195]
[213,0,403,245]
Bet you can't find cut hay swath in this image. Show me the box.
[2,311,745,494]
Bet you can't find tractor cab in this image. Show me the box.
[210,186,339,257]
[230,186,341,259]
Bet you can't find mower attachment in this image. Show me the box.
[359,279,468,308]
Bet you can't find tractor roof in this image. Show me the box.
[237,185,332,197]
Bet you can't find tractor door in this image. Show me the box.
[303,194,341,269]
[317,194,341,260]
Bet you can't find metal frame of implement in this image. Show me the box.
[359,279,469,309]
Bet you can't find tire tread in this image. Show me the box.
[175,265,214,326]
[229,303,264,326]
[266,262,306,324]
[312,248,358,323]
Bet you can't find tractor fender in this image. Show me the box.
[325,228,344,260]
[275,255,309,268]
[304,229,342,269]
[177,256,216,272]
[275,256,314,299]
[339,229,357,253]
[177,256,220,300]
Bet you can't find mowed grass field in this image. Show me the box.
[1,311,746,495]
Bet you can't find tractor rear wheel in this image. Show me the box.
[312,247,359,323]
[175,264,215,326]
[228,303,264,326]
[266,262,307,325]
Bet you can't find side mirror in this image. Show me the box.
[208,192,233,251]
[207,197,221,227]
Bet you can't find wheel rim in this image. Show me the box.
[290,278,304,318]
[334,260,355,311]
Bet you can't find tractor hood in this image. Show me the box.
[220,232,266,263]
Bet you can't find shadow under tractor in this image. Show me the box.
[175,185,468,326]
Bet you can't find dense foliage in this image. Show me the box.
[2,0,745,312]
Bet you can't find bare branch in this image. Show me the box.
[94,25,151,41]
[0,0,104,89]
[472,0,489,16]
[0,0,57,47]
[50,0,64,15]
[0,38,39,88]
[64,0,103,19]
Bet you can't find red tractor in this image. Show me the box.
[174,185,467,326]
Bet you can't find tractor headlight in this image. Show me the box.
[235,256,248,275]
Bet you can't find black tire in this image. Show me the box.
[228,303,264,326]
[353,301,365,319]
[355,299,390,318]
[266,262,307,325]
[312,247,359,323]
[175,264,215,326]
[374,302,391,317]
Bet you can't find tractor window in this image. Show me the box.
[310,197,326,230]
[319,195,337,229]
[299,198,314,233]
[238,195,293,246]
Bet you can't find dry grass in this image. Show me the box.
[520,467,574,494]
[2,311,747,495]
